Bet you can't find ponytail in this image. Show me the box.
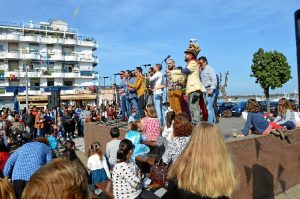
[117,139,134,163]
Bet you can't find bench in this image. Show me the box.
[96,180,114,199]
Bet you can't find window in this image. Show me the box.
[0,44,3,52]
[63,81,73,86]
[47,79,54,86]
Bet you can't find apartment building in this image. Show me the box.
[0,20,99,107]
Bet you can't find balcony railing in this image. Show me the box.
[0,32,97,48]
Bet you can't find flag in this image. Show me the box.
[73,8,79,18]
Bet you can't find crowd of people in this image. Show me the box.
[0,41,299,199]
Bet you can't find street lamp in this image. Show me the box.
[295,9,300,106]
[25,63,29,112]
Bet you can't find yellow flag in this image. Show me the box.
[73,8,79,18]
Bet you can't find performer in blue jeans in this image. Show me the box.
[198,56,218,124]
[148,64,165,126]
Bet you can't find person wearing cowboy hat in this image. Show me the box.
[180,42,206,125]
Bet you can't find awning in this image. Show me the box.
[17,94,96,102]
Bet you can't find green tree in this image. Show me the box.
[250,48,292,112]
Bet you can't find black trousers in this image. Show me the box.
[13,180,27,199]
[135,190,160,199]
[138,94,146,119]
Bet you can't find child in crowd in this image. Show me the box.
[47,126,61,158]
[291,101,300,128]
[112,139,159,199]
[106,127,121,167]
[162,111,175,141]
[125,118,149,162]
[141,104,160,141]
[87,142,111,185]
[274,98,296,130]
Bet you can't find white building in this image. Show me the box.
[0,20,99,107]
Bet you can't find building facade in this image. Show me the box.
[0,20,99,108]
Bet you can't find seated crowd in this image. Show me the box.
[0,97,298,199]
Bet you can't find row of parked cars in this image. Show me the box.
[217,100,297,117]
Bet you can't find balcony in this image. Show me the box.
[6,51,20,59]
[51,71,80,78]
[0,34,20,41]
[19,71,41,78]
[49,54,64,61]
[65,55,79,62]
[64,38,77,45]
[22,53,40,60]
[20,35,39,43]
[40,37,54,44]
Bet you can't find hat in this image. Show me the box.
[128,116,135,124]
[184,43,201,58]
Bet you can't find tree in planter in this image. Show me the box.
[250,48,291,112]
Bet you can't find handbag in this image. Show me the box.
[150,159,169,186]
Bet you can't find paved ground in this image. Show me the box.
[72,117,298,198]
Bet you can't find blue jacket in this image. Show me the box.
[242,112,269,135]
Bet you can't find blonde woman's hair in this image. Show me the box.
[0,179,15,199]
[168,122,238,198]
[22,158,88,199]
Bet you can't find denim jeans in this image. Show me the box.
[189,91,201,125]
[280,121,296,130]
[121,95,127,118]
[127,97,140,120]
[204,91,216,124]
[154,93,165,125]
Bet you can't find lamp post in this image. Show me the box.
[25,63,29,111]
[295,9,300,106]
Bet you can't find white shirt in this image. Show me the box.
[87,154,111,179]
[150,71,163,95]
[162,123,173,142]
[112,162,141,199]
[106,139,121,165]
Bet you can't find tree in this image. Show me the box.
[250,48,291,112]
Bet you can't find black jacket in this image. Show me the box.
[167,179,229,199]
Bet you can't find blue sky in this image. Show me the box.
[0,0,299,95]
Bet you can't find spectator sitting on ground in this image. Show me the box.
[162,113,192,165]
[3,137,52,199]
[167,122,238,199]
[274,98,296,130]
[290,101,300,128]
[125,117,150,162]
[22,158,88,199]
[106,127,121,168]
[112,139,159,199]
[141,104,160,141]
[0,178,15,199]
[87,142,111,185]
[239,99,280,137]
[157,111,176,148]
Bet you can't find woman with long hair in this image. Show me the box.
[167,123,238,199]
[162,113,192,164]
[274,98,296,130]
